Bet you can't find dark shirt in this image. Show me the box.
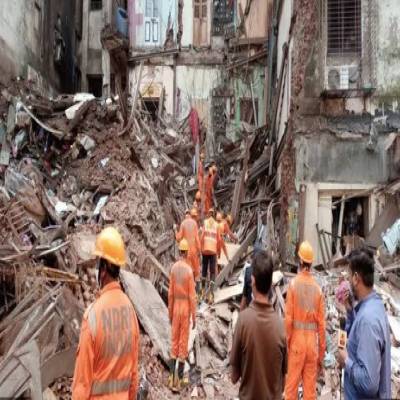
[344,291,391,399]
[242,264,253,306]
[230,298,287,400]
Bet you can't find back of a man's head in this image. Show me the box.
[347,247,374,288]
[252,250,274,294]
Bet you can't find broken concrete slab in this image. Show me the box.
[204,320,227,359]
[214,303,232,323]
[120,270,171,364]
[218,243,241,267]
[213,283,243,304]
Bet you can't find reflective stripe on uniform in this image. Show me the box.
[87,304,97,339]
[293,320,317,331]
[174,294,189,300]
[91,378,131,395]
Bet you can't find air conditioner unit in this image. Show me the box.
[325,65,360,90]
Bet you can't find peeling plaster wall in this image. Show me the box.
[376,0,400,101]
[295,133,391,185]
[0,0,79,93]
[176,66,222,126]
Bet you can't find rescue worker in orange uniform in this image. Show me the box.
[72,227,140,399]
[193,191,202,213]
[216,212,230,266]
[200,208,223,303]
[284,241,326,400]
[168,239,196,392]
[217,212,238,243]
[197,151,205,190]
[175,209,202,294]
[204,164,217,214]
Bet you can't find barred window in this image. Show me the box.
[90,0,102,11]
[327,0,361,56]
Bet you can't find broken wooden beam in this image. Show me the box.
[215,226,257,288]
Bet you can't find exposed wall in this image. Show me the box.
[376,0,400,101]
[0,0,80,93]
[176,65,222,125]
[129,64,222,127]
[295,133,391,185]
[233,66,266,128]
[236,0,272,39]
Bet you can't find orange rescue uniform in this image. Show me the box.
[168,259,197,360]
[175,216,201,281]
[72,281,140,399]
[204,171,217,214]
[284,270,326,400]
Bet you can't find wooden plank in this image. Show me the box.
[215,226,257,288]
[120,270,171,364]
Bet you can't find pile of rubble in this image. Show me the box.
[0,79,198,397]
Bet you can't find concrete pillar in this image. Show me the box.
[81,0,90,91]
[102,0,113,98]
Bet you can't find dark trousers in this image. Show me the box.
[202,254,216,281]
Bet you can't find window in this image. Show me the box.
[327,0,361,56]
[144,0,160,44]
[90,0,102,11]
[193,0,208,47]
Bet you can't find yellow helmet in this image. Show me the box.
[93,227,126,268]
[179,238,189,252]
[190,208,198,217]
[298,241,314,264]
[216,212,223,222]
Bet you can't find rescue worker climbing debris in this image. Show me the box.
[175,208,202,293]
[168,239,197,392]
[217,211,238,243]
[201,208,223,303]
[72,227,140,399]
[204,163,217,214]
[284,241,326,400]
[216,212,230,269]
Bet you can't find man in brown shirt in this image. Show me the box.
[230,251,287,400]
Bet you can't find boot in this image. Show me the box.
[208,281,215,304]
[172,361,184,393]
[200,278,206,302]
[179,361,188,388]
[168,359,176,390]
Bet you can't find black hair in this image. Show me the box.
[347,248,374,288]
[99,258,120,280]
[301,261,311,270]
[251,250,274,294]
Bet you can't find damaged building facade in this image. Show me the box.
[0,0,83,94]
[270,0,400,264]
[127,0,272,152]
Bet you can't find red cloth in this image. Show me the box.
[189,108,200,144]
